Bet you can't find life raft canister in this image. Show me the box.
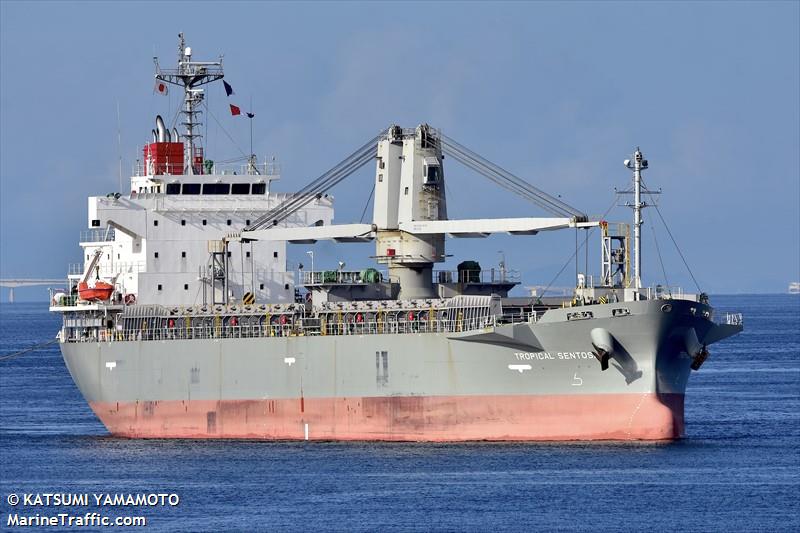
[230,316,238,327]
[356,313,364,323]
[280,315,288,325]
[168,318,175,328]
[408,311,415,321]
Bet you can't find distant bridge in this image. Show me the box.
[0,279,64,303]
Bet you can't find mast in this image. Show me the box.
[624,148,648,294]
[154,33,224,175]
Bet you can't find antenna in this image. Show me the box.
[116,100,123,192]
[246,95,257,174]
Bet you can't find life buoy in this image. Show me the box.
[167,318,175,328]
[407,311,415,321]
[356,313,363,323]
[124,293,136,305]
[230,316,238,327]
[280,315,288,325]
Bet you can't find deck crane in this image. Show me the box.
[237,124,597,298]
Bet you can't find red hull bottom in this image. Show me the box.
[90,393,685,441]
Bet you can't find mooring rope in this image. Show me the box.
[0,338,59,362]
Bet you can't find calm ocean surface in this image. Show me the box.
[0,295,798,532]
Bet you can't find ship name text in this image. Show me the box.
[514,351,595,361]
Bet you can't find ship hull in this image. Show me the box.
[88,393,684,441]
[60,299,725,441]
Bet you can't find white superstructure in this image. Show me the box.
[68,35,333,307]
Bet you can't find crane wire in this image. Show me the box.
[359,183,376,224]
[440,134,585,219]
[247,131,386,231]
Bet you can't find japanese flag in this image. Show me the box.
[155,81,168,96]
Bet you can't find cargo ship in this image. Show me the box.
[50,35,743,440]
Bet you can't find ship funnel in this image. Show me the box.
[590,328,615,371]
[172,128,180,143]
[152,129,158,143]
[164,129,171,142]
[155,115,167,143]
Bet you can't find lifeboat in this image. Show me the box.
[77,281,114,302]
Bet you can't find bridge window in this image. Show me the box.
[202,183,230,195]
[252,183,266,195]
[166,183,181,194]
[232,183,250,194]
[182,183,201,195]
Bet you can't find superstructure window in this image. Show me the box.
[184,284,189,290]
[227,251,232,258]
[157,284,162,291]
[166,183,181,194]
[154,252,159,259]
[202,220,207,226]
[181,251,186,258]
[153,219,158,226]
[246,251,251,258]
[232,183,250,194]
[91,219,100,227]
[273,251,278,258]
[245,219,250,226]
[251,183,266,195]
[226,219,231,226]
[202,183,230,195]
[181,220,186,226]
[259,284,264,290]
[182,183,201,195]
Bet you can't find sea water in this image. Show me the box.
[1,295,798,531]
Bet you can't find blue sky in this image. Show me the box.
[1,1,798,300]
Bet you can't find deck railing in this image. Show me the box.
[62,315,515,344]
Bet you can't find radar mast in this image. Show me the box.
[154,33,224,175]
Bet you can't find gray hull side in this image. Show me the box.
[61,300,712,405]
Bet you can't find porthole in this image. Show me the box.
[661,304,672,313]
